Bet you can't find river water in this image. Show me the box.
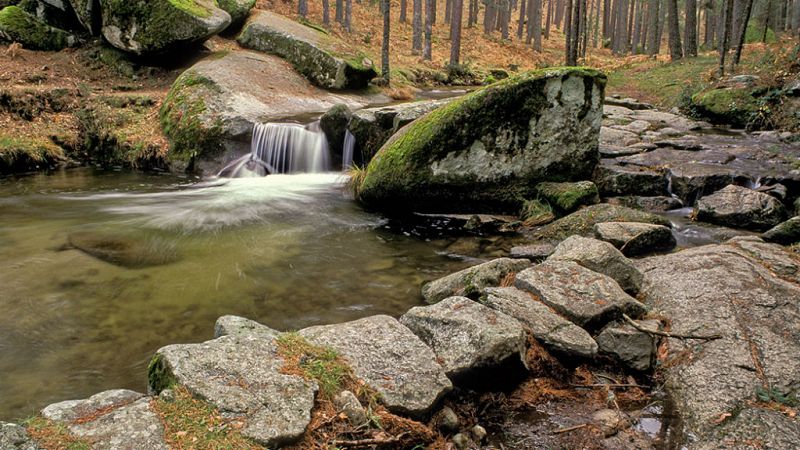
[0,169,472,420]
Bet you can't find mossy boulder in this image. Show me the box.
[358,68,606,213]
[533,203,672,242]
[0,5,76,50]
[18,0,84,32]
[217,0,254,25]
[99,0,231,55]
[762,216,800,245]
[237,10,377,90]
[535,181,599,213]
[67,0,99,34]
[0,132,65,173]
[691,87,760,128]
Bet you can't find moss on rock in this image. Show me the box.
[358,67,606,213]
[535,181,600,213]
[520,199,556,225]
[691,87,761,128]
[0,5,76,50]
[216,0,255,25]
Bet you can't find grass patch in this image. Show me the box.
[151,385,261,449]
[24,417,91,450]
[275,333,354,399]
[343,165,367,199]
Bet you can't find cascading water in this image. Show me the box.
[342,130,356,171]
[218,122,330,178]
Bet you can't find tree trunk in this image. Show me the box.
[424,0,434,59]
[565,0,575,63]
[401,0,408,22]
[632,0,642,52]
[500,0,511,38]
[344,0,352,31]
[446,0,453,23]
[614,0,629,53]
[298,0,308,18]
[667,0,682,59]
[794,0,800,33]
[485,0,496,33]
[382,0,390,83]
[556,0,566,27]
[627,0,636,50]
[719,0,734,75]
[336,0,344,24]
[731,0,753,66]
[546,0,554,37]
[518,0,528,37]
[603,0,611,37]
[572,0,582,60]
[762,0,773,41]
[469,0,477,26]
[655,0,667,53]
[593,0,601,45]
[685,0,698,56]
[323,0,331,25]
[533,0,543,49]
[451,0,464,64]
[703,0,715,47]
[413,0,423,54]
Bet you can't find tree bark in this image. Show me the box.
[731,0,753,66]
[655,0,667,52]
[546,0,554,37]
[500,0,511,38]
[451,0,465,64]
[413,0,423,54]
[344,0,352,31]
[632,0,642,52]
[593,0,601,45]
[565,0,574,62]
[793,0,800,34]
[322,0,331,25]
[667,0,682,59]
[469,0,477,26]
[424,0,434,59]
[298,0,308,18]
[533,0,543,49]
[336,0,344,24]
[518,0,528,38]
[401,0,408,22]
[627,0,636,50]
[446,0,453,23]
[382,0,390,83]
[685,0,698,56]
[719,0,734,75]
[762,0,773,41]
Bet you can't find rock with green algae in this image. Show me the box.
[534,181,600,213]
[0,5,76,50]
[762,216,800,245]
[691,87,760,128]
[532,203,672,242]
[99,0,231,55]
[237,10,377,89]
[358,67,606,213]
[217,0,254,25]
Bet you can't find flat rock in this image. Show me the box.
[695,184,788,231]
[532,204,672,242]
[482,287,598,358]
[213,315,279,338]
[400,296,527,377]
[637,237,800,445]
[600,126,641,147]
[0,422,39,450]
[515,260,647,330]
[593,163,668,197]
[762,216,800,245]
[548,235,644,294]
[605,195,683,212]
[149,334,317,447]
[604,97,653,110]
[595,320,659,371]
[599,145,648,158]
[299,315,452,416]
[42,390,167,450]
[509,243,555,261]
[421,257,530,303]
[237,10,376,89]
[593,222,677,256]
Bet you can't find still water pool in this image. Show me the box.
[0,169,471,420]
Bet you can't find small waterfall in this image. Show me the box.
[342,130,356,171]
[218,122,330,178]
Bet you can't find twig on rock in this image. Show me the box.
[622,314,722,341]
[552,423,588,434]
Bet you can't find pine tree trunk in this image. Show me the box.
[469,0,477,26]
[500,0,511,38]
[485,0,496,33]
[557,0,566,27]
[631,0,642,52]
[655,0,667,52]
[401,0,408,22]
[666,0,682,59]
[565,0,574,62]
[412,0,423,53]
[526,0,536,42]
[685,0,698,56]
[793,0,800,33]
[546,0,554,37]
[572,0,582,60]
[424,0,434,58]
[518,0,528,37]
[719,0,734,75]
[323,0,331,25]
[645,0,659,53]
[446,0,453,23]
[704,1,715,47]
[627,0,636,50]
[451,0,464,64]
[298,0,308,18]
[593,0,601,45]
[533,0,543,49]
[614,0,629,53]
[344,0,352,31]
[336,0,344,24]
[731,0,753,66]
[762,0,772,41]
[382,0,391,82]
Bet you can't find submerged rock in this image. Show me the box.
[637,237,800,447]
[66,231,179,268]
[482,287,598,358]
[595,320,659,371]
[41,390,167,449]
[534,181,600,213]
[149,334,317,447]
[0,5,76,50]
[762,216,800,245]
[421,257,530,304]
[358,68,606,213]
[532,203,672,242]
[515,260,646,330]
[593,222,677,256]
[299,315,452,416]
[400,296,527,378]
[100,0,231,55]
[238,10,376,90]
[695,184,788,231]
[548,235,643,294]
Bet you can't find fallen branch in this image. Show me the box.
[622,314,722,341]
[331,432,408,448]
[570,383,649,389]
[552,423,588,434]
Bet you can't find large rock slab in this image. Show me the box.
[299,315,452,416]
[637,237,800,447]
[515,260,646,330]
[421,257,530,304]
[695,184,788,231]
[400,297,527,378]
[358,68,606,213]
[159,50,366,170]
[100,0,231,55]
[238,10,376,89]
[482,287,598,358]
[593,221,677,256]
[149,334,317,447]
[532,203,672,242]
[547,235,643,294]
[41,390,167,450]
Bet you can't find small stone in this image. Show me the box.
[158,389,176,403]
[596,320,660,371]
[213,315,279,339]
[592,409,629,437]
[451,433,471,449]
[0,422,38,450]
[438,407,460,433]
[593,163,668,197]
[471,424,487,442]
[333,391,367,426]
[509,243,555,261]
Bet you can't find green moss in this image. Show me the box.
[148,353,178,393]
[0,133,64,174]
[0,5,74,50]
[275,332,354,398]
[520,198,556,225]
[691,87,760,128]
[217,0,255,24]
[535,181,599,213]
